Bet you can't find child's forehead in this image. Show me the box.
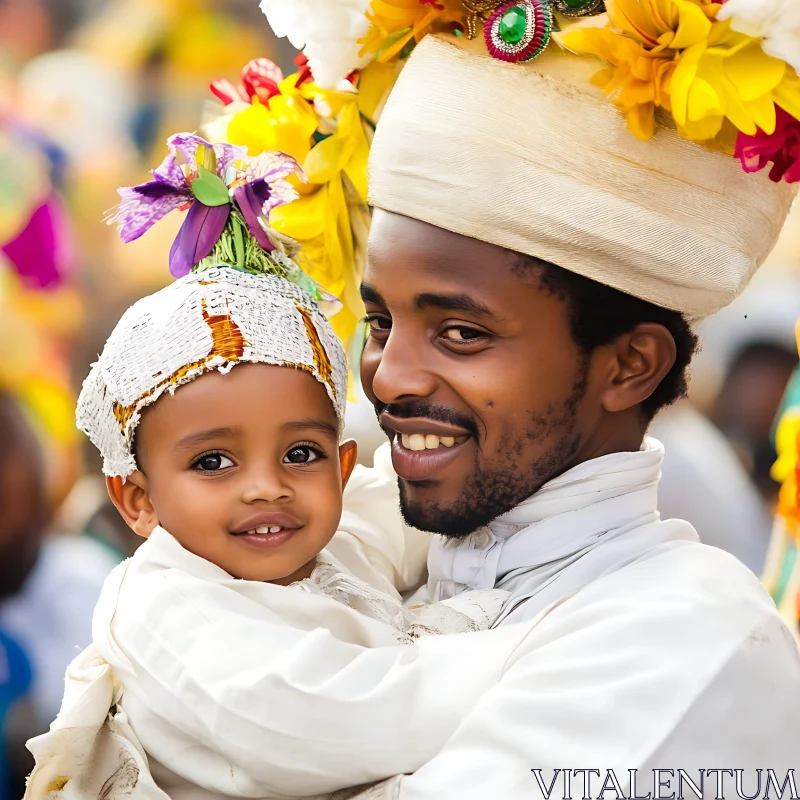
[144,362,339,431]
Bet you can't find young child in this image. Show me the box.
[24,137,528,800]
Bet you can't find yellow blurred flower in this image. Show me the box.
[561,0,800,148]
[0,267,79,503]
[773,411,800,533]
[359,0,464,63]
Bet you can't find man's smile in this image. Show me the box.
[380,413,473,482]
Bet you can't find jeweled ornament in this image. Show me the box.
[551,0,604,17]
[484,0,553,63]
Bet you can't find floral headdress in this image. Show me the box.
[106,132,339,313]
[85,136,349,478]
[257,0,800,184]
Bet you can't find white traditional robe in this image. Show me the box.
[396,438,800,798]
[26,439,800,800]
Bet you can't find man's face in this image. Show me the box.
[361,211,608,536]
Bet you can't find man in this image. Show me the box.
[350,32,800,798]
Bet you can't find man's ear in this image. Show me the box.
[600,323,677,414]
[106,473,159,539]
[338,439,359,490]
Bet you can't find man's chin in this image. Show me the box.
[398,481,497,538]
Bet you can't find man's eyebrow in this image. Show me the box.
[283,418,339,437]
[360,283,385,306]
[173,427,240,452]
[415,292,496,318]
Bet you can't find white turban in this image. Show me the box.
[368,34,797,319]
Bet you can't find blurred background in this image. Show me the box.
[0,1,797,797]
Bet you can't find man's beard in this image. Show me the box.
[397,363,588,537]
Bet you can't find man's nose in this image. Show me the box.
[369,326,438,405]
[240,463,295,505]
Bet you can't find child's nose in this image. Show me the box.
[240,465,295,504]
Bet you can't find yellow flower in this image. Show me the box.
[222,73,373,348]
[359,0,464,63]
[226,75,319,176]
[561,0,800,147]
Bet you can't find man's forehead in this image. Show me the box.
[366,211,521,297]
[368,210,510,268]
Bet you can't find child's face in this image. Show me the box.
[108,363,356,584]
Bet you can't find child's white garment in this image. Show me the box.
[25,453,527,800]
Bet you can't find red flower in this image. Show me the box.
[735,105,800,184]
[294,52,314,88]
[210,58,284,107]
[241,58,283,104]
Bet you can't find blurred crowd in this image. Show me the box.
[0,1,798,798]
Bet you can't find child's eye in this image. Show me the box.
[284,446,321,465]
[192,453,235,472]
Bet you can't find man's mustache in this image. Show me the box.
[375,401,479,439]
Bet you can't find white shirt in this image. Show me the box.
[398,438,800,798]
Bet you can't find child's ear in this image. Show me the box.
[338,439,358,490]
[106,474,159,539]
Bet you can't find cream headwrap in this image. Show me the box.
[77,269,347,478]
[368,34,797,319]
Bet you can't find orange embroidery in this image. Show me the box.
[296,302,336,399]
[113,299,247,433]
[202,300,247,363]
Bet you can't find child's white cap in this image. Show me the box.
[77,268,347,478]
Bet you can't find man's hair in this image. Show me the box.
[518,257,699,420]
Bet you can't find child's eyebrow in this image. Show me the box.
[173,427,241,452]
[283,418,339,437]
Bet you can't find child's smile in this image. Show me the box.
[230,511,304,549]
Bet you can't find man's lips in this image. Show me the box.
[381,414,473,482]
[230,512,303,548]
[380,413,471,440]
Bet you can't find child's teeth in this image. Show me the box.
[409,433,426,451]
[440,437,455,447]
[425,435,440,450]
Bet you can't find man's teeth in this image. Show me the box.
[400,433,464,451]
[253,526,283,534]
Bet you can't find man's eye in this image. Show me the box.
[441,326,484,342]
[193,453,234,472]
[366,315,392,332]
[284,446,321,465]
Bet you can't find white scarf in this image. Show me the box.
[426,438,700,623]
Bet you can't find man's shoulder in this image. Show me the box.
[572,538,779,640]
[507,537,798,694]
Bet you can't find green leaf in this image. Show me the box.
[232,214,245,268]
[190,164,231,207]
[377,27,412,60]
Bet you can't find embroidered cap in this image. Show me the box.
[77,268,347,478]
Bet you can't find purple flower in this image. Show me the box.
[108,133,245,277]
[230,151,302,250]
[109,133,302,278]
